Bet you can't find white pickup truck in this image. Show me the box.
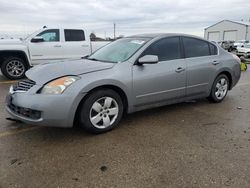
[0,27,109,79]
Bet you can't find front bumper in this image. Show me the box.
[236,51,245,56]
[5,90,86,128]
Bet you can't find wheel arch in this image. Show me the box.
[0,50,30,67]
[215,70,233,90]
[73,84,129,127]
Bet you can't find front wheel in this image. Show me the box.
[78,89,124,134]
[207,74,229,103]
[1,57,27,80]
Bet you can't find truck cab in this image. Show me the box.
[0,27,97,79]
[27,28,91,65]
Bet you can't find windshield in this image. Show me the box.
[236,40,248,43]
[245,44,250,48]
[88,38,150,63]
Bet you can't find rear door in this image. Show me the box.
[133,37,187,106]
[182,37,219,97]
[62,29,91,58]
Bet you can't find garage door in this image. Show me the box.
[208,32,220,42]
[224,31,237,41]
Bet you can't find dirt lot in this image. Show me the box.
[0,70,250,188]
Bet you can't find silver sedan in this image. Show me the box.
[6,34,241,133]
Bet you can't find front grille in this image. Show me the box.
[7,100,41,120]
[13,79,36,92]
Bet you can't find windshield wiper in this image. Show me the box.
[87,57,99,61]
[87,57,116,63]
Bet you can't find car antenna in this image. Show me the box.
[43,26,47,29]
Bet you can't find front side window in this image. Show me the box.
[64,29,85,41]
[37,29,59,42]
[88,38,150,63]
[142,37,181,61]
[183,37,210,58]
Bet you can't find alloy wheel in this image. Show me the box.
[6,60,25,78]
[215,78,228,100]
[89,97,119,129]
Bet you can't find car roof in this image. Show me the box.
[127,33,205,40]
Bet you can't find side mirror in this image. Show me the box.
[31,36,44,43]
[138,55,159,65]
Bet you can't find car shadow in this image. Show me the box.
[16,99,209,136]
[5,96,232,146]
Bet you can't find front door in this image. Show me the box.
[133,37,186,106]
[28,29,63,64]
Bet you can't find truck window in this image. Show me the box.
[37,29,60,42]
[64,29,85,41]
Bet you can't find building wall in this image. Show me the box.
[204,20,248,42]
[247,25,250,40]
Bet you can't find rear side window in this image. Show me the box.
[183,37,210,58]
[209,43,218,55]
[64,29,85,41]
[142,37,181,61]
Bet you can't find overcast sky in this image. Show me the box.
[0,0,249,38]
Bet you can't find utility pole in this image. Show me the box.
[113,23,116,40]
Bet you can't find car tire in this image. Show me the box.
[78,89,124,134]
[207,74,229,103]
[1,56,28,80]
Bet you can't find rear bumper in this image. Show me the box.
[231,63,241,89]
[5,91,86,128]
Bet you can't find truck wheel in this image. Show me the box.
[207,74,229,103]
[78,89,124,134]
[1,56,28,79]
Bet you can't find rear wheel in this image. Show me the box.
[1,56,27,79]
[207,74,229,103]
[78,89,124,134]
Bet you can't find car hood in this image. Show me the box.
[237,47,250,53]
[26,58,115,85]
[0,39,23,45]
[234,43,244,47]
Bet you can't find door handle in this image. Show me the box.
[81,45,89,47]
[212,60,219,65]
[54,45,62,47]
[175,67,185,73]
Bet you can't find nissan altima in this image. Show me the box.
[6,34,241,133]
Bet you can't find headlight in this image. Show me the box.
[40,76,80,94]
